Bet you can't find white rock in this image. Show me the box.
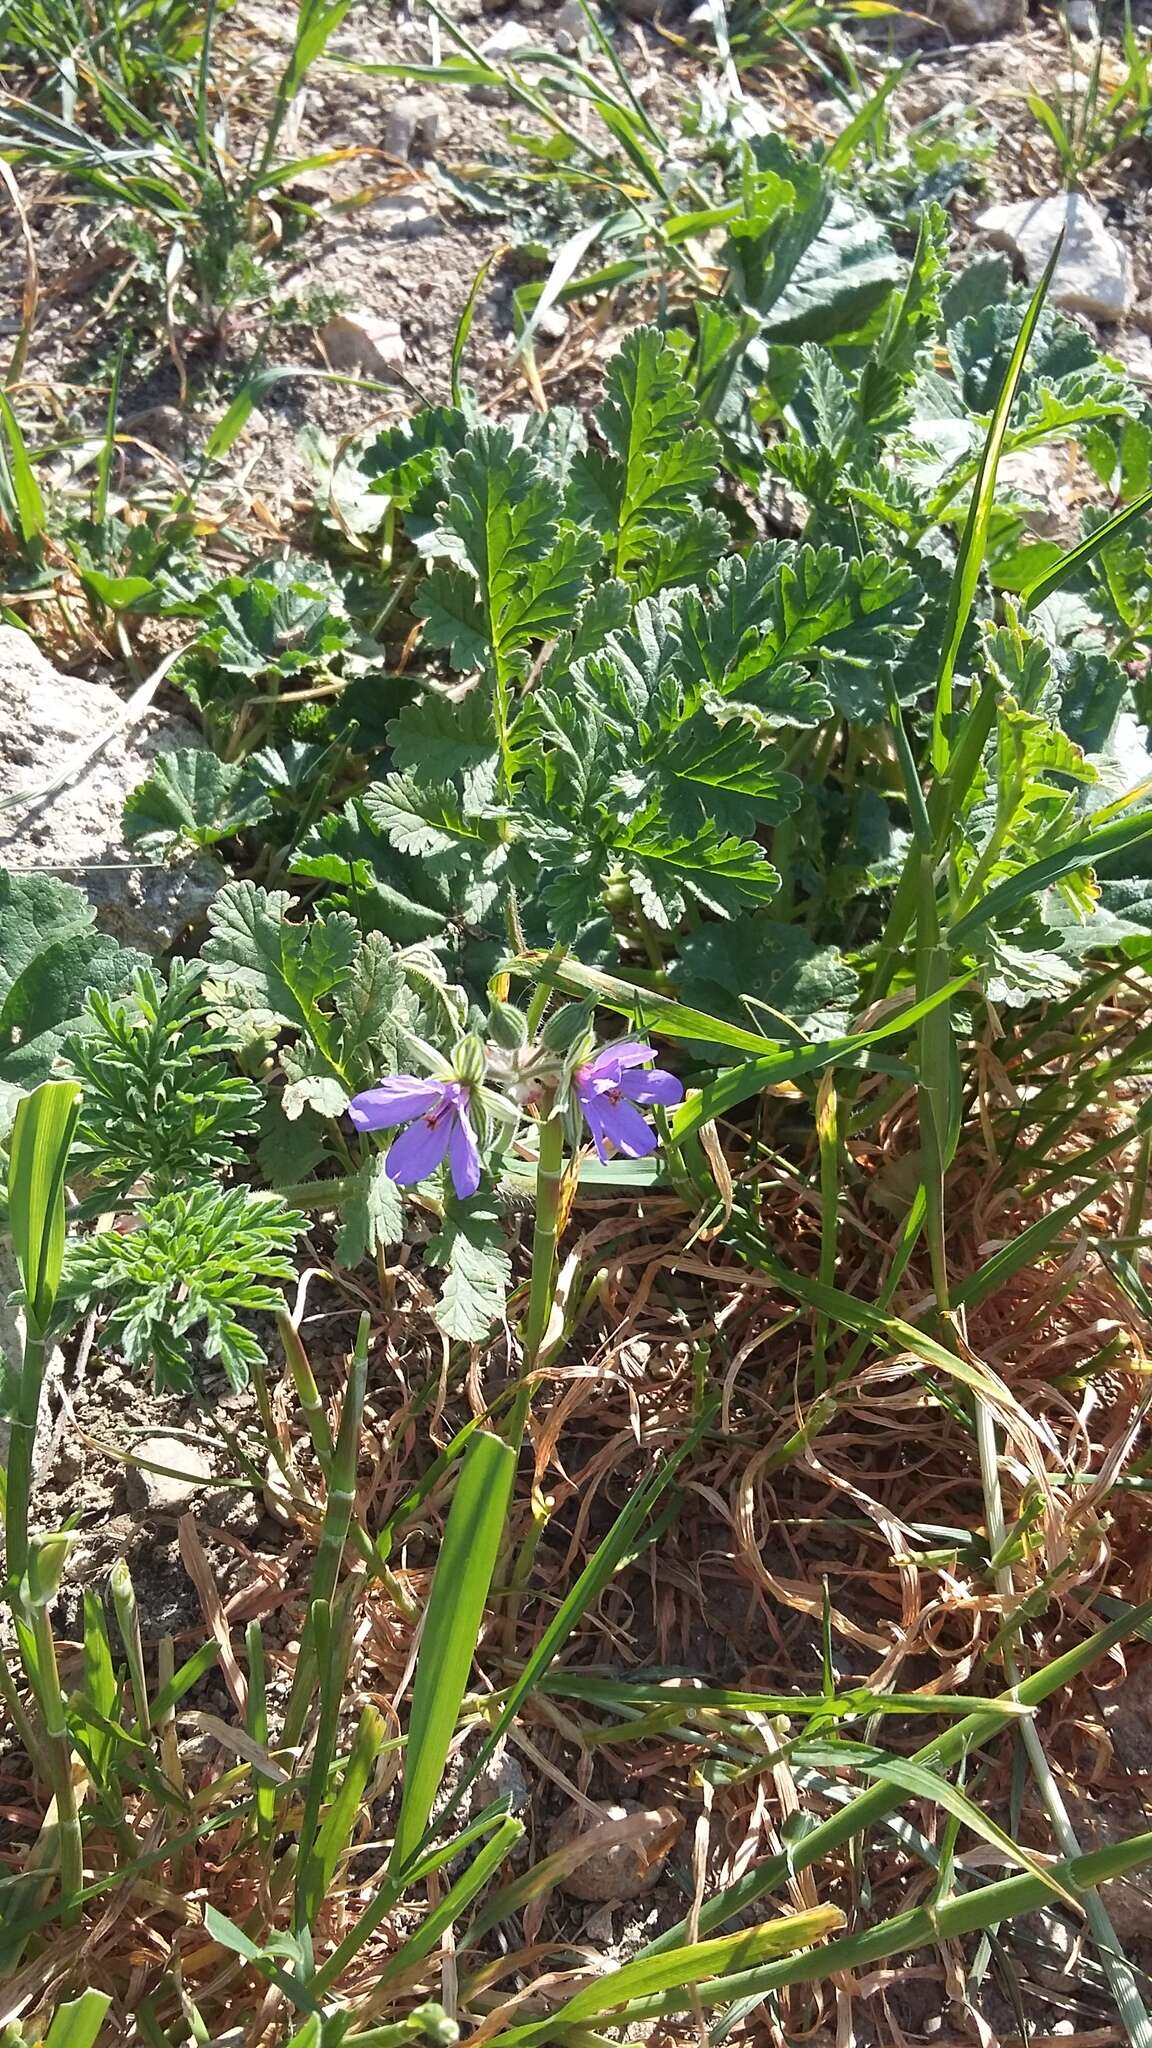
[480,18,537,54]
[0,627,220,953]
[929,0,1024,34]
[383,92,442,161]
[320,311,406,376]
[534,301,570,342]
[997,444,1075,538]
[128,1434,215,1512]
[372,192,441,241]
[977,192,1134,322]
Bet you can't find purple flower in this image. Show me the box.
[573,1041,683,1163]
[348,1076,481,1198]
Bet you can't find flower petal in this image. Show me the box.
[384,1106,453,1185]
[447,1102,482,1198]
[580,1092,616,1165]
[621,1067,684,1108]
[605,1041,661,1070]
[348,1077,445,1132]
[598,1095,660,1159]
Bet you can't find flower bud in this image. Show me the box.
[451,1032,488,1088]
[411,2007,460,2048]
[540,1002,593,1053]
[22,1530,74,1610]
[488,1000,529,1049]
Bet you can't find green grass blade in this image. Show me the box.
[1022,484,1152,609]
[953,1178,1110,1310]
[0,391,45,543]
[591,1830,1152,2032]
[452,244,504,408]
[556,1907,846,2022]
[5,1080,80,1587]
[949,807,1152,944]
[669,974,973,1142]
[816,1748,1078,1906]
[930,237,1062,774]
[377,1816,523,1992]
[301,1703,385,1922]
[43,1992,113,2048]
[637,1595,1152,1958]
[389,1429,516,1875]
[431,1397,718,1852]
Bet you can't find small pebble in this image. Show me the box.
[320,312,406,377]
[128,1435,214,1513]
[548,1800,684,1902]
[383,92,442,161]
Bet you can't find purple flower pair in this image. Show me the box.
[347,1039,683,1196]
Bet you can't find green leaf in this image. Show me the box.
[414,564,488,670]
[570,326,720,577]
[388,687,499,804]
[79,568,156,611]
[0,872,145,1086]
[724,143,903,344]
[855,200,948,433]
[123,749,272,854]
[427,1198,512,1344]
[390,1429,516,1872]
[426,425,594,677]
[336,1154,405,1266]
[673,917,859,1042]
[621,812,780,927]
[363,773,497,860]
[202,881,358,1061]
[67,1185,304,1393]
[8,1079,80,1335]
[661,721,801,833]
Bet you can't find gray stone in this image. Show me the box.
[977,192,1134,322]
[320,310,406,376]
[1064,0,1098,32]
[383,92,442,161]
[0,627,221,953]
[554,0,589,46]
[128,1434,215,1512]
[372,192,442,240]
[929,0,1024,35]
